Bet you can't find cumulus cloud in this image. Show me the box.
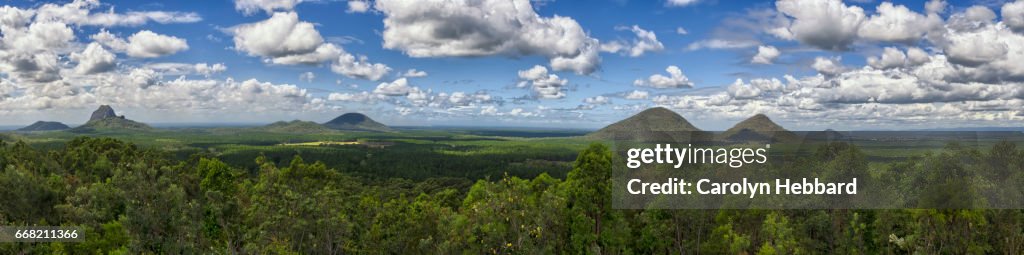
[925,0,947,15]
[600,25,664,57]
[867,47,931,70]
[811,57,845,76]
[650,26,1024,129]
[88,30,188,58]
[374,0,601,74]
[235,0,302,15]
[402,69,428,78]
[194,63,227,77]
[32,0,201,27]
[1,74,318,115]
[347,1,371,13]
[857,2,942,43]
[230,11,391,78]
[91,30,128,52]
[633,65,694,88]
[232,12,323,59]
[0,21,74,83]
[676,27,688,35]
[583,95,611,105]
[70,42,116,74]
[270,43,343,65]
[1005,1,1024,33]
[125,30,188,58]
[942,25,1008,66]
[328,91,378,103]
[1,52,62,83]
[751,45,780,64]
[517,65,567,99]
[144,62,227,77]
[331,52,391,81]
[0,1,332,120]
[2,21,75,53]
[373,78,413,96]
[624,90,649,100]
[774,0,865,50]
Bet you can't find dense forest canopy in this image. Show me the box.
[1,137,1023,254]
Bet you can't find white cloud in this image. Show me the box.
[925,0,947,15]
[857,2,941,43]
[676,27,688,35]
[402,69,428,78]
[517,65,567,99]
[633,65,693,88]
[942,25,1008,66]
[812,57,845,76]
[727,79,762,99]
[583,95,611,105]
[347,1,371,13]
[1002,1,1024,33]
[600,25,664,57]
[686,39,759,51]
[1,53,62,83]
[667,0,700,7]
[70,42,116,75]
[126,30,188,58]
[144,62,227,77]
[374,0,601,74]
[751,45,780,64]
[270,43,343,65]
[2,21,75,54]
[331,52,391,81]
[774,0,865,50]
[231,11,389,75]
[624,90,649,100]
[373,78,413,96]
[33,0,201,27]
[328,91,377,103]
[299,71,315,83]
[235,0,302,15]
[127,68,161,88]
[194,63,227,77]
[867,47,908,70]
[963,5,996,23]
[906,47,930,66]
[232,12,323,59]
[0,21,73,83]
[91,30,128,52]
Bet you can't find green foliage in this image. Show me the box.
[1,136,1023,254]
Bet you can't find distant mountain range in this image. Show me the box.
[8,105,1022,134]
[258,113,392,132]
[12,105,393,134]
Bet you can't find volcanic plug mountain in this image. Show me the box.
[323,113,391,132]
[720,114,800,142]
[586,107,709,141]
[71,105,152,132]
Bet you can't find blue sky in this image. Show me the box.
[1,0,1024,130]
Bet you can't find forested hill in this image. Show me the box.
[1,137,1023,253]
